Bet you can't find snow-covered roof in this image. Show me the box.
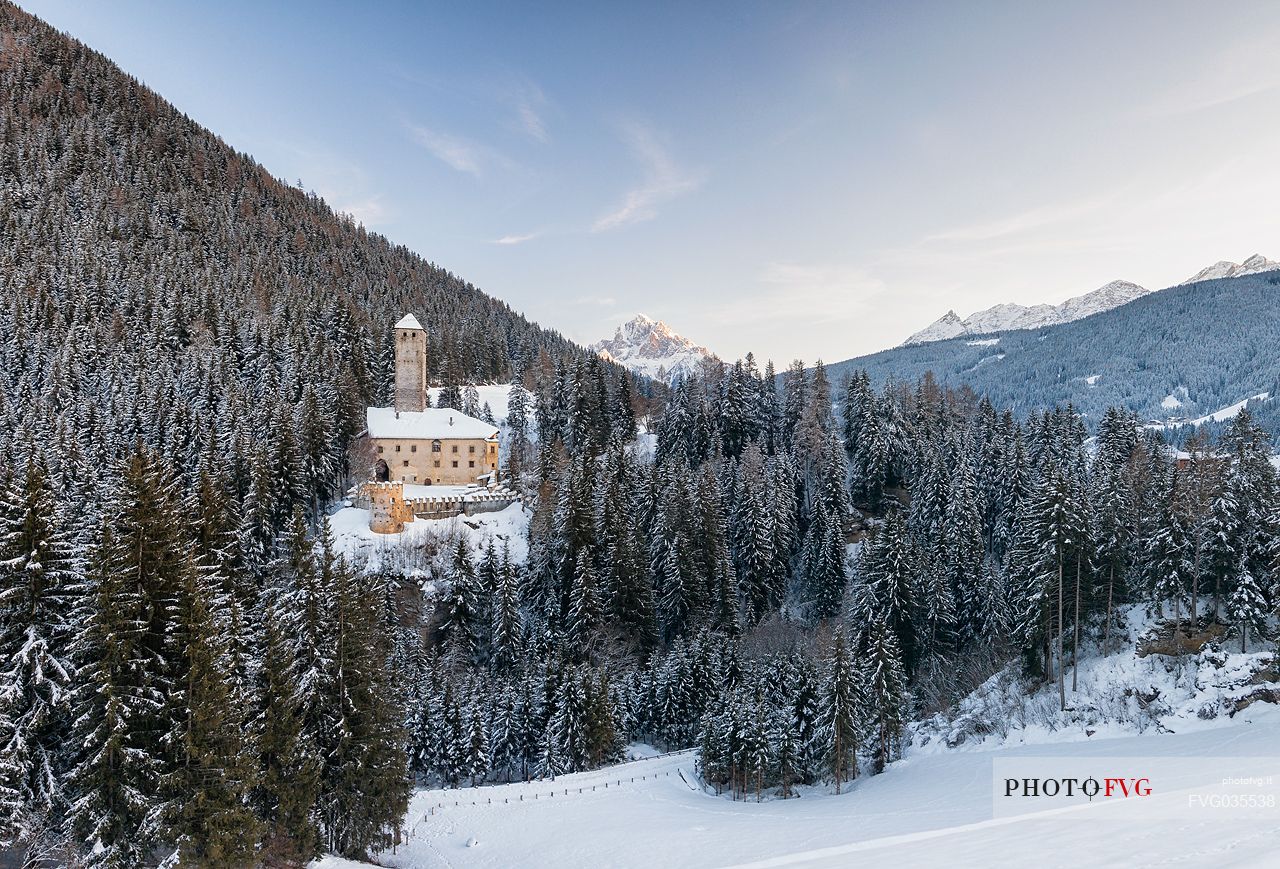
[395,313,424,330]
[366,406,498,440]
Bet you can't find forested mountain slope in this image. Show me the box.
[0,0,628,503]
[0,4,638,864]
[827,269,1280,436]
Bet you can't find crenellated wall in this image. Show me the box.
[361,481,520,533]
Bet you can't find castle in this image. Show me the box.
[355,314,516,533]
[366,313,500,487]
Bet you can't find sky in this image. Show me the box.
[18,0,1280,365]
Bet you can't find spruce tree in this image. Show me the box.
[0,455,77,850]
[567,549,603,654]
[318,541,410,858]
[491,544,522,670]
[252,600,322,865]
[68,447,191,867]
[166,558,262,865]
[440,539,482,662]
[859,622,909,774]
[817,630,861,794]
[1227,556,1267,653]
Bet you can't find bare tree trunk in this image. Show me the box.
[833,735,841,795]
[1104,563,1114,654]
[1057,552,1066,711]
[1072,554,1081,694]
[1191,538,1201,627]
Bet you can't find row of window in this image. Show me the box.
[378,442,479,454]
[401,459,480,468]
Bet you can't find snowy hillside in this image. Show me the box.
[313,605,1280,869]
[316,720,1280,869]
[592,314,718,382]
[911,605,1280,752]
[827,268,1280,439]
[904,280,1150,345]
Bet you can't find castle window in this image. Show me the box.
[452,461,458,468]
[469,461,475,468]
[434,460,440,467]
[403,460,409,468]
[411,444,417,453]
[452,445,459,453]
[395,445,401,452]
[432,440,442,453]
[469,445,475,453]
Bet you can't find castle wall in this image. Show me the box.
[362,481,519,533]
[368,435,499,485]
[367,481,415,534]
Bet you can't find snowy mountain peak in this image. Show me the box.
[592,315,718,382]
[1179,254,1280,285]
[903,279,1150,345]
[905,310,967,344]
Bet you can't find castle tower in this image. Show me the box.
[393,313,427,413]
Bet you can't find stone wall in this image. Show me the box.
[369,436,499,485]
[360,481,520,533]
[367,481,416,534]
[394,325,427,413]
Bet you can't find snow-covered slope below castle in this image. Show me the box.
[1178,253,1280,285]
[312,721,1280,869]
[315,604,1280,869]
[592,314,717,382]
[904,280,1150,346]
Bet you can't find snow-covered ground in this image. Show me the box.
[1186,392,1270,427]
[911,605,1279,752]
[329,502,530,573]
[314,605,1280,869]
[1150,391,1271,430]
[315,713,1280,869]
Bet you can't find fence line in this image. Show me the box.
[421,750,695,817]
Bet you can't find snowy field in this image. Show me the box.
[314,606,1280,869]
[315,711,1280,869]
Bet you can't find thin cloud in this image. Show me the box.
[592,123,702,232]
[1146,33,1280,117]
[574,295,617,306]
[407,123,485,176]
[333,197,388,227]
[492,232,540,245]
[283,146,391,228]
[715,262,888,326]
[519,104,549,142]
[925,192,1118,244]
[511,81,550,143]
